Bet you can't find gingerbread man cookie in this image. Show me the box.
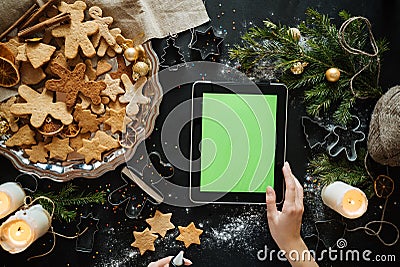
[89,6,122,55]
[45,63,106,107]
[119,75,150,116]
[52,1,99,59]
[10,85,73,128]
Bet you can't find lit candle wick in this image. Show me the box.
[16,227,23,237]
[348,199,355,205]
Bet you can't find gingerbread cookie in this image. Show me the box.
[146,210,175,238]
[176,222,203,248]
[0,96,19,132]
[10,85,73,128]
[97,28,122,57]
[20,62,46,85]
[84,59,97,81]
[52,1,99,59]
[26,43,56,69]
[94,131,120,150]
[45,63,106,107]
[101,74,125,102]
[131,228,158,255]
[25,142,48,163]
[45,137,74,161]
[96,58,112,76]
[110,55,133,82]
[73,104,99,133]
[5,125,36,147]
[16,44,28,62]
[104,107,132,134]
[70,132,91,151]
[119,75,150,116]
[89,6,122,55]
[77,137,108,163]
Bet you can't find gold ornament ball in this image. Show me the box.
[135,45,146,60]
[124,47,139,62]
[325,68,341,82]
[288,27,301,41]
[133,61,150,77]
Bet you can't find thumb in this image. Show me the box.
[266,186,278,221]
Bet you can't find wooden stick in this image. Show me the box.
[20,0,59,30]
[0,4,37,41]
[18,13,71,38]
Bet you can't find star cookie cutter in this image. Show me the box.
[189,26,224,59]
[301,116,331,149]
[75,213,99,253]
[326,116,365,161]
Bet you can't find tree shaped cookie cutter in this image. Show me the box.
[326,115,365,161]
[301,116,331,149]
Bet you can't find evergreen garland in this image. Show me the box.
[308,149,374,198]
[33,184,106,223]
[229,8,388,125]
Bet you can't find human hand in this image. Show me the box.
[266,162,304,250]
[266,162,318,267]
[148,256,192,267]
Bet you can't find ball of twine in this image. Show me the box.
[368,85,400,166]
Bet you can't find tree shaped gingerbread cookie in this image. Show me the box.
[45,63,106,107]
[52,1,99,59]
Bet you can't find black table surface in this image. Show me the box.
[1,1,400,266]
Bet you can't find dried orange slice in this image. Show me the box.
[0,43,15,63]
[38,116,64,136]
[374,175,394,198]
[0,57,20,87]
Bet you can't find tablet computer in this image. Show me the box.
[190,81,287,204]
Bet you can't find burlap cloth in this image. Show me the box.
[0,0,210,101]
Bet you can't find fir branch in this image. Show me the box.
[33,184,106,223]
[230,8,388,125]
[308,148,374,198]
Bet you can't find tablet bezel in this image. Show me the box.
[190,81,287,205]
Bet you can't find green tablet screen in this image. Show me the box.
[200,93,277,193]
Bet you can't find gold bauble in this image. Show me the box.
[288,27,301,41]
[290,62,308,75]
[0,119,9,135]
[133,61,150,77]
[135,45,146,60]
[124,47,139,62]
[325,68,340,82]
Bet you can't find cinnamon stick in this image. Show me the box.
[0,4,37,41]
[18,13,71,38]
[20,0,59,30]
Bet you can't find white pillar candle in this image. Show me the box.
[0,204,51,253]
[321,181,368,219]
[0,182,26,219]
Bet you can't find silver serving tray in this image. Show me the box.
[0,42,162,182]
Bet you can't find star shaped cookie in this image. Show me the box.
[131,228,158,255]
[104,108,131,133]
[77,138,108,164]
[101,74,125,102]
[146,210,175,238]
[176,222,203,248]
[25,142,48,163]
[45,137,74,161]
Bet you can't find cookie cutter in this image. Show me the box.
[189,26,224,59]
[108,151,173,219]
[159,37,186,70]
[301,116,331,149]
[326,115,365,161]
[14,173,38,193]
[75,213,99,253]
